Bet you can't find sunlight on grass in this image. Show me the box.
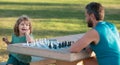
[0,0,120,4]
[31,18,88,38]
[0,4,82,10]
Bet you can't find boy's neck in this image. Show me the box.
[19,33,25,36]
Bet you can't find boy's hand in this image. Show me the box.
[25,29,30,35]
[2,36,8,42]
[25,29,34,43]
[2,36,10,45]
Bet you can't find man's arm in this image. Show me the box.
[70,29,99,53]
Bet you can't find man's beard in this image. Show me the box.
[87,21,93,27]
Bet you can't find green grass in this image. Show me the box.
[0,0,120,62]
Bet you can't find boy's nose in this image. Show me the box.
[23,24,27,27]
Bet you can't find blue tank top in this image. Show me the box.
[90,21,120,65]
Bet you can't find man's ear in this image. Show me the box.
[90,13,95,20]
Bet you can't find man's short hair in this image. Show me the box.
[85,2,104,21]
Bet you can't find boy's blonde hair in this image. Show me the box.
[14,15,32,36]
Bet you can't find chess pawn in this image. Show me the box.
[49,41,54,49]
[48,43,52,49]
[37,39,45,48]
[45,39,49,46]
[43,38,48,45]
[64,41,67,47]
[40,38,44,44]
[67,41,71,47]
[58,43,62,48]
[35,39,39,46]
[53,44,57,49]
[62,42,65,47]
[26,41,30,46]
[54,40,59,49]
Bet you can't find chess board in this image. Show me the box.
[7,33,91,62]
[23,38,74,50]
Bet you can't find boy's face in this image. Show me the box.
[19,21,30,35]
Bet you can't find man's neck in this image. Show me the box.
[93,20,103,28]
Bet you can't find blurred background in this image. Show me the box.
[0,0,120,62]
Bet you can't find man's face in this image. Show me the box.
[85,11,93,27]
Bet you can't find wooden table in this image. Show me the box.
[7,33,92,65]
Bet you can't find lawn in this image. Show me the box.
[0,0,120,62]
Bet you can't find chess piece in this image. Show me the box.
[48,43,52,49]
[64,41,67,47]
[53,44,57,49]
[62,42,65,47]
[67,41,71,47]
[58,43,62,48]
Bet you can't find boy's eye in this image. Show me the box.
[20,23,24,26]
[20,23,29,26]
[26,24,29,26]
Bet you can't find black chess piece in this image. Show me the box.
[58,43,62,48]
[62,42,65,47]
[68,41,71,46]
[64,41,67,47]
[48,43,52,49]
[53,44,57,49]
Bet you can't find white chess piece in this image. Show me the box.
[26,41,30,46]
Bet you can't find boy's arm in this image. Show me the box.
[25,29,34,43]
[25,34,34,43]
